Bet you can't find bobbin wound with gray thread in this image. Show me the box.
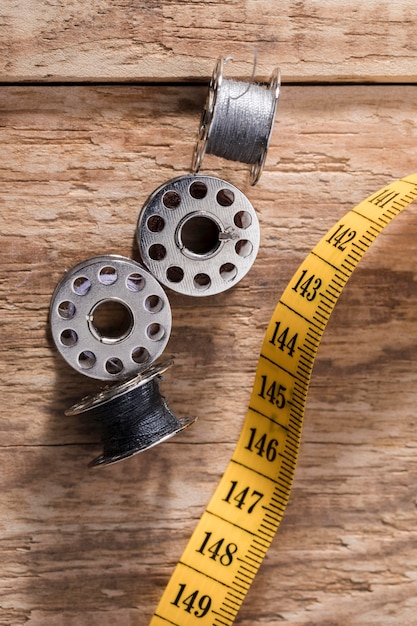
[192,57,280,185]
[50,255,172,381]
[137,174,260,297]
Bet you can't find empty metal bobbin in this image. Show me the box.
[136,174,260,297]
[50,255,172,381]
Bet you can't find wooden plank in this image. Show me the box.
[1,1,417,83]
[1,84,417,624]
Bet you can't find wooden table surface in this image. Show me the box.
[1,2,417,625]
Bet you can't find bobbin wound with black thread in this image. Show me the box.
[137,174,260,297]
[65,360,196,467]
[192,56,280,185]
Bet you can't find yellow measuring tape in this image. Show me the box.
[150,173,417,625]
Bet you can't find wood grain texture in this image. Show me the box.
[1,82,417,625]
[1,0,417,83]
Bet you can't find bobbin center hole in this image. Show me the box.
[178,213,222,258]
[88,299,133,344]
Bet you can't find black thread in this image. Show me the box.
[86,377,187,467]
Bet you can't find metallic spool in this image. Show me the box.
[66,360,196,467]
[50,255,172,381]
[192,56,280,185]
[136,174,260,297]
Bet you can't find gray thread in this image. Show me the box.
[206,78,276,165]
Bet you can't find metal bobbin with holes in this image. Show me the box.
[136,174,260,297]
[50,255,172,381]
[192,56,280,185]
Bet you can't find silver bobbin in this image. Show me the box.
[192,56,280,185]
[136,174,260,297]
[50,255,172,381]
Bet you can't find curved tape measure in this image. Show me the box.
[150,173,417,625]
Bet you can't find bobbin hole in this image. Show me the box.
[216,188,235,207]
[147,215,165,233]
[105,357,124,375]
[98,266,118,286]
[193,273,211,290]
[163,191,181,209]
[73,276,92,296]
[149,244,167,261]
[180,215,220,256]
[234,211,252,229]
[126,273,145,292]
[131,346,150,364]
[235,239,253,257]
[89,299,134,344]
[78,351,96,370]
[220,263,238,282]
[189,181,208,199]
[146,323,165,341]
[145,295,163,313]
[58,300,76,320]
[166,266,184,283]
[60,328,78,347]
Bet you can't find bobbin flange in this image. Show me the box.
[50,255,172,381]
[66,359,196,467]
[192,56,280,185]
[137,174,260,297]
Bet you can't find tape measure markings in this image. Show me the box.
[150,174,417,626]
